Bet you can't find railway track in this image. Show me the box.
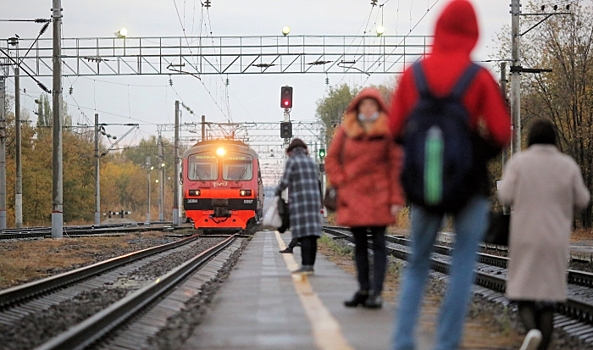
[0,222,187,241]
[322,225,593,345]
[0,233,244,350]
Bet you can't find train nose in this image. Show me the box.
[211,199,230,217]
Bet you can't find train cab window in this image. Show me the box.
[188,153,218,181]
[223,153,253,181]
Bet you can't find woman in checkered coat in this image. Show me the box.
[275,138,322,275]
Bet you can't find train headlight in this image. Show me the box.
[189,189,201,196]
[239,189,252,197]
[216,147,226,156]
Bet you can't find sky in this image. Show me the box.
[0,0,514,184]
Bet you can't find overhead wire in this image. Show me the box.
[360,0,442,87]
[171,0,230,122]
[334,5,378,87]
[204,5,233,122]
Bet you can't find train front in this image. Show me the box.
[182,140,261,231]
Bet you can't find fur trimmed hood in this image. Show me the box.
[341,88,391,139]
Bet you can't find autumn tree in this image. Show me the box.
[495,2,593,226]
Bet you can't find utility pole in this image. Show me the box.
[172,101,180,226]
[52,0,64,238]
[0,73,6,230]
[510,0,521,154]
[94,113,100,225]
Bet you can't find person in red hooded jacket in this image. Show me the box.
[325,87,404,309]
[389,1,511,349]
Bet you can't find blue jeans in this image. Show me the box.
[392,196,489,350]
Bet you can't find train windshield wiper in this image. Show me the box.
[234,167,247,183]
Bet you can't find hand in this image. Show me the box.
[391,205,403,217]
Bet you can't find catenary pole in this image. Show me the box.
[0,75,6,229]
[146,156,151,224]
[14,42,22,228]
[94,113,100,225]
[510,0,521,154]
[158,133,164,221]
[52,0,63,238]
[500,62,509,166]
[172,101,180,226]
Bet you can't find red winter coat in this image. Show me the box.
[389,0,512,196]
[325,89,404,227]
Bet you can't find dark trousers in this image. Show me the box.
[288,237,299,249]
[298,236,318,266]
[517,301,555,350]
[351,226,387,294]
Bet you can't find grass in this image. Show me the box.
[318,233,353,257]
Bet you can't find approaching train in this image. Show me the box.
[182,139,264,231]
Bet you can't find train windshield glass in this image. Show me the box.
[223,153,253,181]
[188,153,218,181]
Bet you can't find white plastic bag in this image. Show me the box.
[262,196,283,229]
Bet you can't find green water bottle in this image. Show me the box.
[425,126,443,205]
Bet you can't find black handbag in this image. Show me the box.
[277,197,290,233]
[484,210,510,246]
[323,186,338,212]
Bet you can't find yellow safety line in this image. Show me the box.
[274,231,354,350]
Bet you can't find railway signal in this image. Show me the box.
[280,86,293,109]
[318,148,326,159]
[280,122,292,138]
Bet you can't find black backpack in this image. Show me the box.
[401,62,480,213]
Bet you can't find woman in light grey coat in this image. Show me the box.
[498,119,590,350]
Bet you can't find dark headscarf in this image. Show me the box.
[527,119,557,147]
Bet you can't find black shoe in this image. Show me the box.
[279,247,293,254]
[344,291,369,307]
[292,265,314,275]
[363,294,383,309]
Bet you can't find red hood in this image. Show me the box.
[432,0,478,56]
[345,88,389,115]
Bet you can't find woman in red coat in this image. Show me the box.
[325,88,405,308]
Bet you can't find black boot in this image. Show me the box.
[364,294,383,309]
[279,247,293,254]
[344,291,369,307]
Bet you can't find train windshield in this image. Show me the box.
[223,153,253,181]
[188,153,218,181]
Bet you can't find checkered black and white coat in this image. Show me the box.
[276,147,322,239]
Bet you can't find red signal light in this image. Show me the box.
[280,86,293,109]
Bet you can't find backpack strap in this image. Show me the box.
[411,62,432,98]
[412,61,481,100]
[450,63,481,99]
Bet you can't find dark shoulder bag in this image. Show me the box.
[323,131,345,212]
[484,210,510,246]
[277,196,290,233]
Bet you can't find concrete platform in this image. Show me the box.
[180,230,435,350]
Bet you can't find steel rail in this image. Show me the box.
[35,234,238,350]
[322,225,593,325]
[0,234,199,308]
